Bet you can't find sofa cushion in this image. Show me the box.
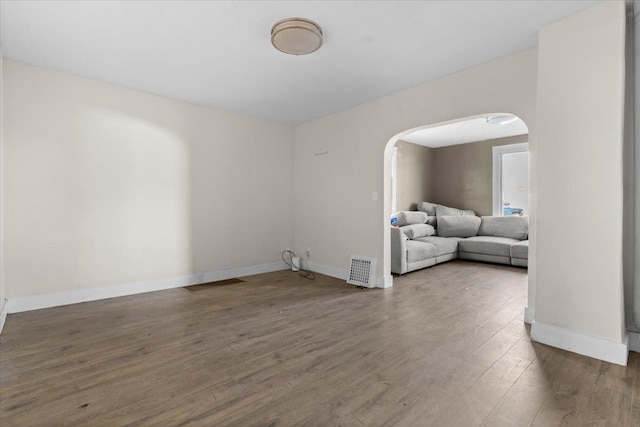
[401,224,435,240]
[406,241,436,263]
[435,204,462,217]
[414,236,459,256]
[478,216,528,240]
[437,215,481,238]
[426,216,437,227]
[512,258,528,268]
[416,202,437,216]
[458,236,519,257]
[435,253,458,264]
[435,204,476,217]
[460,252,512,266]
[395,211,429,226]
[510,240,529,259]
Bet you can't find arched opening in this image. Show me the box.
[382,113,532,316]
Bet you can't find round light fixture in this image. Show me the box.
[486,115,518,125]
[271,18,323,55]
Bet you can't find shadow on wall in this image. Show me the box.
[68,104,292,289]
[4,61,294,302]
[74,107,193,286]
[5,103,196,296]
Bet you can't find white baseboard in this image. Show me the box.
[0,299,8,334]
[305,261,349,281]
[531,321,629,366]
[629,331,640,353]
[377,274,393,288]
[305,261,391,289]
[6,261,289,314]
[524,306,534,324]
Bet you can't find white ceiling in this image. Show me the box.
[0,1,601,125]
[401,116,528,148]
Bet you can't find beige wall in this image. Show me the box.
[395,134,528,216]
[293,48,538,286]
[432,134,528,216]
[534,2,626,343]
[395,140,433,212]
[0,51,4,315]
[3,61,294,298]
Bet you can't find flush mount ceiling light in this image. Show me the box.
[271,18,323,55]
[486,115,518,125]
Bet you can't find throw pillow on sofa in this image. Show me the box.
[435,204,476,217]
[416,201,437,216]
[395,211,429,226]
[478,216,528,240]
[400,224,436,240]
[437,215,481,238]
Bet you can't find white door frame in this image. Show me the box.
[492,142,529,216]
[390,146,398,215]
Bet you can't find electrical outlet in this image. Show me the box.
[306,247,311,257]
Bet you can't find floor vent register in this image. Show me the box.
[347,256,377,288]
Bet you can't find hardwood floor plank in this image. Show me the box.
[1,261,638,426]
[428,335,535,426]
[482,350,551,426]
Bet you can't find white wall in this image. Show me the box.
[3,61,294,299]
[293,49,538,293]
[534,1,626,348]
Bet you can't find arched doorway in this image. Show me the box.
[382,113,533,321]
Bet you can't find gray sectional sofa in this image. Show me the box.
[391,203,528,275]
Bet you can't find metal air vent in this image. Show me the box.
[347,256,377,288]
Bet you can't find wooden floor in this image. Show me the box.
[1,261,638,426]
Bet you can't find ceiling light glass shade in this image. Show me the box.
[271,18,323,55]
[486,115,518,125]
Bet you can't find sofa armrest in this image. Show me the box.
[390,227,408,275]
